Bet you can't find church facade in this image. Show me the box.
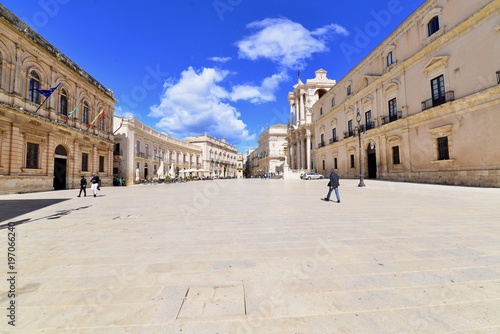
[291,0,500,187]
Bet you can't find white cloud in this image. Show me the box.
[230,71,289,104]
[149,66,255,144]
[237,18,349,69]
[209,56,232,63]
[113,105,135,119]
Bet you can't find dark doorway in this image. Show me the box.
[367,143,377,179]
[54,145,68,190]
[144,163,149,180]
[53,158,67,190]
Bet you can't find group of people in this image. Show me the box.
[78,173,100,197]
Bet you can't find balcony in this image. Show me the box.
[365,121,375,131]
[343,130,355,139]
[421,91,455,111]
[381,111,402,125]
[329,137,339,144]
[135,152,149,159]
[318,141,326,148]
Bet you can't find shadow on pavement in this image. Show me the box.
[0,199,90,229]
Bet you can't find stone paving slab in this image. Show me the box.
[0,179,500,333]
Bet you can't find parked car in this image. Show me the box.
[302,172,324,180]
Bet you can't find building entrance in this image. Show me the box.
[53,145,67,190]
[367,143,377,179]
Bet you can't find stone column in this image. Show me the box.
[306,129,311,171]
[299,93,304,123]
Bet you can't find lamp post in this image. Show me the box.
[356,109,366,187]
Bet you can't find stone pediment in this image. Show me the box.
[422,56,449,74]
[354,75,380,94]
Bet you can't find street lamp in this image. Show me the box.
[356,109,366,187]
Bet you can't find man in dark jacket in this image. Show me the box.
[77,175,87,197]
[324,169,340,203]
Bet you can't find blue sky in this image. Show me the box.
[2,0,424,152]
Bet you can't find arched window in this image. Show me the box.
[331,97,335,107]
[60,89,68,115]
[347,85,352,96]
[29,70,41,103]
[82,101,89,124]
[428,16,439,36]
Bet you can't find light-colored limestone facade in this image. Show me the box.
[287,69,336,174]
[311,0,500,187]
[185,134,240,178]
[0,5,116,194]
[248,124,288,177]
[113,116,203,184]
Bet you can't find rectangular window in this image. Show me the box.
[320,133,324,146]
[332,128,337,142]
[350,154,355,168]
[334,158,338,169]
[82,153,89,171]
[82,106,89,124]
[392,146,400,165]
[388,98,397,121]
[99,117,105,131]
[136,140,140,153]
[99,156,105,172]
[437,137,449,160]
[322,160,325,171]
[26,143,39,169]
[386,51,394,67]
[145,144,149,157]
[365,110,372,130]
[431,75,445,107]
[348,120,353,136]
[497,70,500,84]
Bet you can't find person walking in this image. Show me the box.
[324,168,340,203]
[90,173,100,197]
[77,175,87,197]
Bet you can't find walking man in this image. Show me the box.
[77,174,87,197]
[90,173,100,197]
[324,168,340,203]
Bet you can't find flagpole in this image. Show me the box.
[34,97,49,113]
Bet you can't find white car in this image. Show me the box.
[302,172,324,180]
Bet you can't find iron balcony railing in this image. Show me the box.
[329,137,339,144]
[381,110,402,125]
[421,91,455,111]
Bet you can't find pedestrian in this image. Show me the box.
[77,174,87,197]
[90,173,100,197]
[324,168,340,203]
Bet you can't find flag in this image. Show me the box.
[87,108,104,129]
[32,82,62,113]
[32,82,62,99]
[66,99,82,123]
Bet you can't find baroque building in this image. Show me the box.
[113,116,203,184]
[248,124,288,177]
[0,5,116,194]
[287,69,336,174]
[185,134,240,178]
[295,0,500,187]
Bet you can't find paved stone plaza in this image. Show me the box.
[1,179,500,333]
